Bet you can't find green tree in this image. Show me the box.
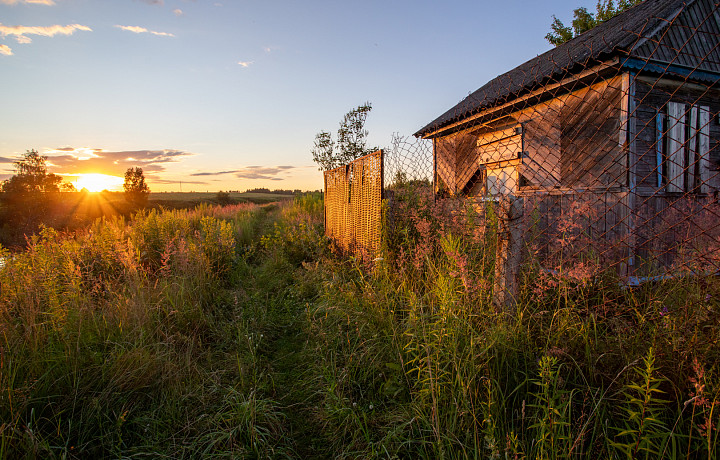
[0,150,74,231]
[546,0,644,46]
[123,167,150,207]
[215,190,233,206]
[312,102,376,170]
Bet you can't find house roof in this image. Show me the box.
[416,0,717,138]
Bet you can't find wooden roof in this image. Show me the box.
[416,0,720,138]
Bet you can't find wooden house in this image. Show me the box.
[415,0,720,284]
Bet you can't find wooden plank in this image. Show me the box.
[435,136,457,194]
[477,135,522,164]
[476,126,519,148]
[667,101,686,193]
[688,106,698,191]
[699,105,711,194]
[519,102,561,187]
[656,111,664,188]
[628,73,638,271]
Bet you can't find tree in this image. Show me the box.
[0,149,75,241]
[312,102,376,170]
[123,167,150,207]
[215,190,233,206]
[546,0,644,46]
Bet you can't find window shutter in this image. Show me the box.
[667,102,686,193]
[699,106,711,194]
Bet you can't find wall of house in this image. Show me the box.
[433,75,627,198]
[432,73,720,277]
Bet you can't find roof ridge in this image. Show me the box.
[628,0,694,53]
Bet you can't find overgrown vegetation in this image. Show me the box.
[1,190,718,458]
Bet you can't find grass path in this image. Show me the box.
[234,204,332,458]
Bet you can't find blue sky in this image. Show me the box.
[1,0,594,191]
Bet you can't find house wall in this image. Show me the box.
[433,75,627,197]
[432,73,720,277]
[629,76,720,274]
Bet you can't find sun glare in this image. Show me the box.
[75,174,124,193]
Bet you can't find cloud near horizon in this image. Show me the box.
[115,25,174,37]
[8,147,197,176]
[191,166,297,181]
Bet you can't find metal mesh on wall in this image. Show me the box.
[398,0,720,304]
[324,150,383,257]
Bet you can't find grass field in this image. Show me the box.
[0,193,718,458]
[149,191,296,204]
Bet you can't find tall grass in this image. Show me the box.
[0,202,298,458]
[298,186,720,458]
[1,191,718,458]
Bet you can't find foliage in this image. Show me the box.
[215,190,233,206]
[0,149,75,240]
[546,0,644,45]
[123,167,150,208]
[312,102,376,170]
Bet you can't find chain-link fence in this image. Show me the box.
[379,0,720,305]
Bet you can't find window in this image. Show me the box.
[657,102,711,193]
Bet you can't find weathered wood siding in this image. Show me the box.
[433,75,626,195]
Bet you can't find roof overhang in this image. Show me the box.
[417,58,621,140]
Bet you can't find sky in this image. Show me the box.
[1,0,597,192]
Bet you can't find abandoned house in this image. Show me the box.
[415,0,720,283]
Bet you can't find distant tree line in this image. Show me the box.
[243,188,304,195]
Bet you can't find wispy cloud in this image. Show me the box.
[237,60,252,68]
[0,44,12,55]
[33,147,195,175]
[190,170,240,176]
[137,0,163,5]
[0,23,92,44]
[173,8,183,16]
[191,166,297,181]
[150,178,208,185]
[115,25,174,37]
[0,0,55,5]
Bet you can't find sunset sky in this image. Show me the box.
[1,0,593,192]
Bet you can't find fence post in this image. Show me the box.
[493,194,524,310]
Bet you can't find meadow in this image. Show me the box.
[0,193,718,459]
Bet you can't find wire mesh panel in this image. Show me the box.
[402,0,720,305]
[324,150,383,258]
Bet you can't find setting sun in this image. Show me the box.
[74,173,124,193]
